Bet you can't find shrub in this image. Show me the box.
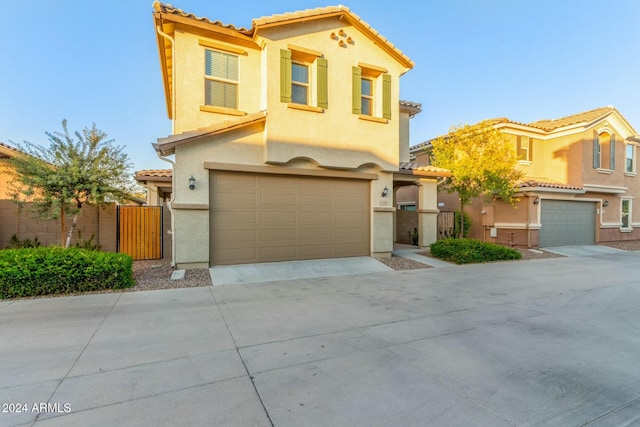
[430,239,521,264]
[0,247,133,299]
[8,234,41,248]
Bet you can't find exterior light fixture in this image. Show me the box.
[533,196,540,205]
[188,175,196,190]
[381,186,389,197]
[603,200,608,207]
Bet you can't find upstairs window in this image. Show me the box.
[517,136,533,162]
[291,62,310,105]
[593,131,615,170]
[205,49,238,109]
[280,47,327,110]
[626,144,636,173]
[360,78,373,116]
[352,64,391,121]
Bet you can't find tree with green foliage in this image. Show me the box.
[8,120,133,248]
[429,120,525,238]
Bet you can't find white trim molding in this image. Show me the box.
[583,184,627,194]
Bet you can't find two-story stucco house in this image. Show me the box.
[407,106,640,247]
[149,3,448,268]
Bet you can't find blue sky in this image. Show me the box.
[1,1,638,173]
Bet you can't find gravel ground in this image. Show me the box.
[377,256,432,271]
[600,240,640,251]
[131,259,211,291]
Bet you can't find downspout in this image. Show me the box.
[157,151,176,269]
[156,26,177,268]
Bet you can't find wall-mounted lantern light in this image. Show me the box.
[188,175,196,191]
[533,196,540,205]
[603,200,609,207]
[381,186,389,197]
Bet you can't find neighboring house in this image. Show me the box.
[149,3,448,268]
[405,106,640,247]
[134,169,173,206]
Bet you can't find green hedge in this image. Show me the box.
[0,247,134,299]
[430,239,521,264]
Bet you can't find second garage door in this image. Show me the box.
[210,171,370,265]
[539,200,596,247]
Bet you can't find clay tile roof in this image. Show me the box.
[528,106,616,132]
[135,169,173,179]
[0,141,23,158]
[399,100,422,117]
[153,2,251,34]
[399,162,451,177]
[518,176,582,191]
[253,5,412,68]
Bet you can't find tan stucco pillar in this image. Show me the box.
[417,178,439,247]
[372,208,394,258]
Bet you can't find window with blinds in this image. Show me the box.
[205,49,238,109]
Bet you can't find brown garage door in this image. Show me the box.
[210,171,370,265]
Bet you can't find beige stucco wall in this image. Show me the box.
[172,28,263,134]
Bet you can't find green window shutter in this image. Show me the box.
[528,138,534,161]
[593,130,600,169]
[382,74,391,120]
[352,66,361,114]
[280,49,292,103]
[516,136,525,160]
[610,134,616,170]
[317,57,328,109]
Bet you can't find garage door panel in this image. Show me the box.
[300,212,333,223]
[261,229,297,241]
[260,211,297,224]
[216,192,257,206]
[211,171,370,265]
[335,212,367,223]
[299,244,333,258]
[215,230,256,243]
[260,193,297,207]
[299,180,333,193]
[216,247,258,264]
[217,173,257,190]
[260,176,298,191]
[300,194,331,206]
[215,211,257,225]
[260,246,299,260]
[540,200,595,247]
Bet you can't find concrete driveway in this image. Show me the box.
[2,251,640,426]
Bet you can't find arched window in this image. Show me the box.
[593,130,615,170]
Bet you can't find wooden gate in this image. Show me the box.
[437,211,455,240]
[117,206,163,260]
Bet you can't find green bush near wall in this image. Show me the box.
[430,239,521,264]
[0,247,134,299]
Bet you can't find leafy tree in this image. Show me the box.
[8,120,133,248]
[429,120,525,238]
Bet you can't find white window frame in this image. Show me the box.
[517,136,532,163]
[361,77,374,116]
[204,49,239,110]
[291,61,310,105]
[625,143,636,174]
[621,199,632,231]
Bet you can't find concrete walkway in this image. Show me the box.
[3,250,640,426]
[543,244,625,257]
[210,256,393,285]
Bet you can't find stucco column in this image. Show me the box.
[417,177,439,247]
